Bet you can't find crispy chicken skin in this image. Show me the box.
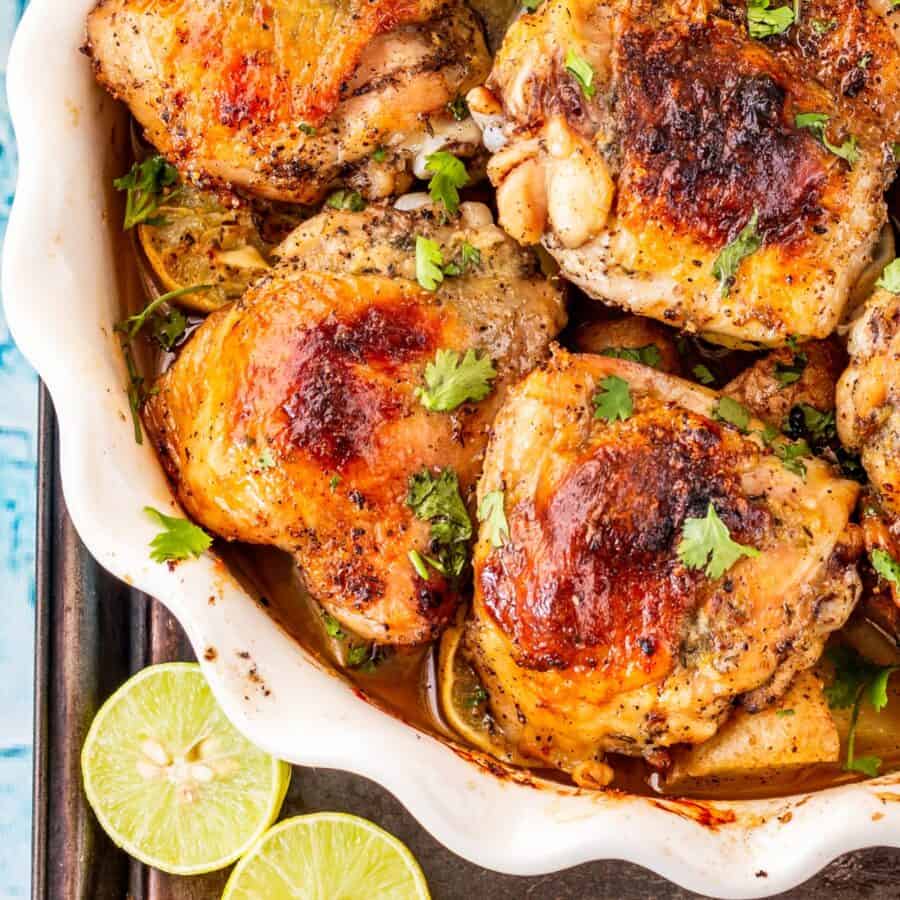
[85,0,490,203]
[144,204,565,645]
[838,288,900,516]
[466,350,861,781]
[472,0,900,345]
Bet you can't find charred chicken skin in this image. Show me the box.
[472,0,900,346]
[465,350,861,783]
[144,203,565,645]
[84,0,491,203]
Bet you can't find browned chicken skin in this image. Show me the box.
[465,350,861,783]
[85,0,491,203]
[144,203,565,644]
[472,0,900,345]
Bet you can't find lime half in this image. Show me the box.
[81,662,290,875]
[222,813,431,899]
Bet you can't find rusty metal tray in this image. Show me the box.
[30,384,900,900]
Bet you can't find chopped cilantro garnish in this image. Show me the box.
[826,645,897,777]
[747,0,795,39]
[774,350,808,387]
[442,241,481,277]
[871,548,900,586]
[326,190,366,212]
[144,506,212,563]
[592,375,633,422]
[416,236,445,291]
[775,708,796,717]
[795,112,860,166]
[693,364,716,386]
[150,308,188,351]
[600,344,663,369]
[372,147,387,163]
[712,210,761,297]
[478,490,510,548]
[678,502,760,579]
[810,17,837,35]
[712,396,751,433]
[117,284,212,340]
[773,437,811,479]
[329,475,341,494]
[876,258,900,293]
[114,156,180,230]
[565,49,596,99]
[299,123,317,136]
[448,96,469,121]
[323,612,345,640]
[416,348,497,412]
[425,151,470,217]
[466,685,489,707]
[522,0,542,9]
[407,468,473,578]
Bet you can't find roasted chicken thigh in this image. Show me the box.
[472,0,900,345]
[144,203,565,644]
[465,350,861,783]
[85,0,491,203]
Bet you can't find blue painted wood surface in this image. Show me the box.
[1,2,37,897]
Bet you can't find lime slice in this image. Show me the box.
[222,813,431,899]
[81,662,290,875]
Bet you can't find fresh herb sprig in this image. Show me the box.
[416,348,497,412]
[478,490,510,548]
[144,506,212,563]
[795,112,860,166]
[114,156,180,230]
[678,502,760,579]
[712,210,761,297]
[425,152,470,217]
[407,468,473,578]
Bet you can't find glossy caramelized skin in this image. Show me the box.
[467,351,861,781]
[144,204,565,644]
[473,0,900,345]
[84,0,490,203]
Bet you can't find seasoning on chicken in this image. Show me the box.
[143,202,565,645]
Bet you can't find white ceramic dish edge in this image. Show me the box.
[4,2,900,896]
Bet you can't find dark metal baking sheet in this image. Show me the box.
[31,383,900,900]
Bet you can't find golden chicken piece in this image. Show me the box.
[85,0,491,204]
[471,0,900,346]
[144,203,565,645]
[838,287,900,516]
[465,349,861,783]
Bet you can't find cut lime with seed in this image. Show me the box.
[222,813,431,899]
[81,662,290,875]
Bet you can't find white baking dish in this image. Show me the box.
[4,1,900,896]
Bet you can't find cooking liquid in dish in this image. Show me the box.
[129,196,900,803]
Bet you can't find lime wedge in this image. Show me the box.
[81,662,290,875]
[222,813,431,899]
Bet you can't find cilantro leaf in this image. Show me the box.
[326,190,366,212]
[712,210,761,297]
[788,403,836,445]
[117,284,212,340]
[848,754,882,777]
[426,152,470,217]
[825,645,896,777]
[747,0,795,39]
[522,0,542,9]
[565,49,596,99]
[775,708,796,717]
[150,308,188,351]
[372,147,387,163]
[299,123,317,136]
[407,468,473,578]
[795,112,860,166]
[329,475,341,494]
[144,506,212,563]
[677,502,760,579]
[256,448,276,470]
[600,344,663,369]
[871,548,900,586]
[774,351,808,387]
[443,241,481,276]
[416,236,445,291]
[592,375,633,422]
[323,612,345,640]
[876,258,900,294]
[478,490,510,548]
[693,364,716,386]
[408,549,431,580]
[416,348,497,412]
[810,18,837,35]
[712,396,751,433]
[772,437,811,479]
[114,156,180,230]
[448,96,469,121]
